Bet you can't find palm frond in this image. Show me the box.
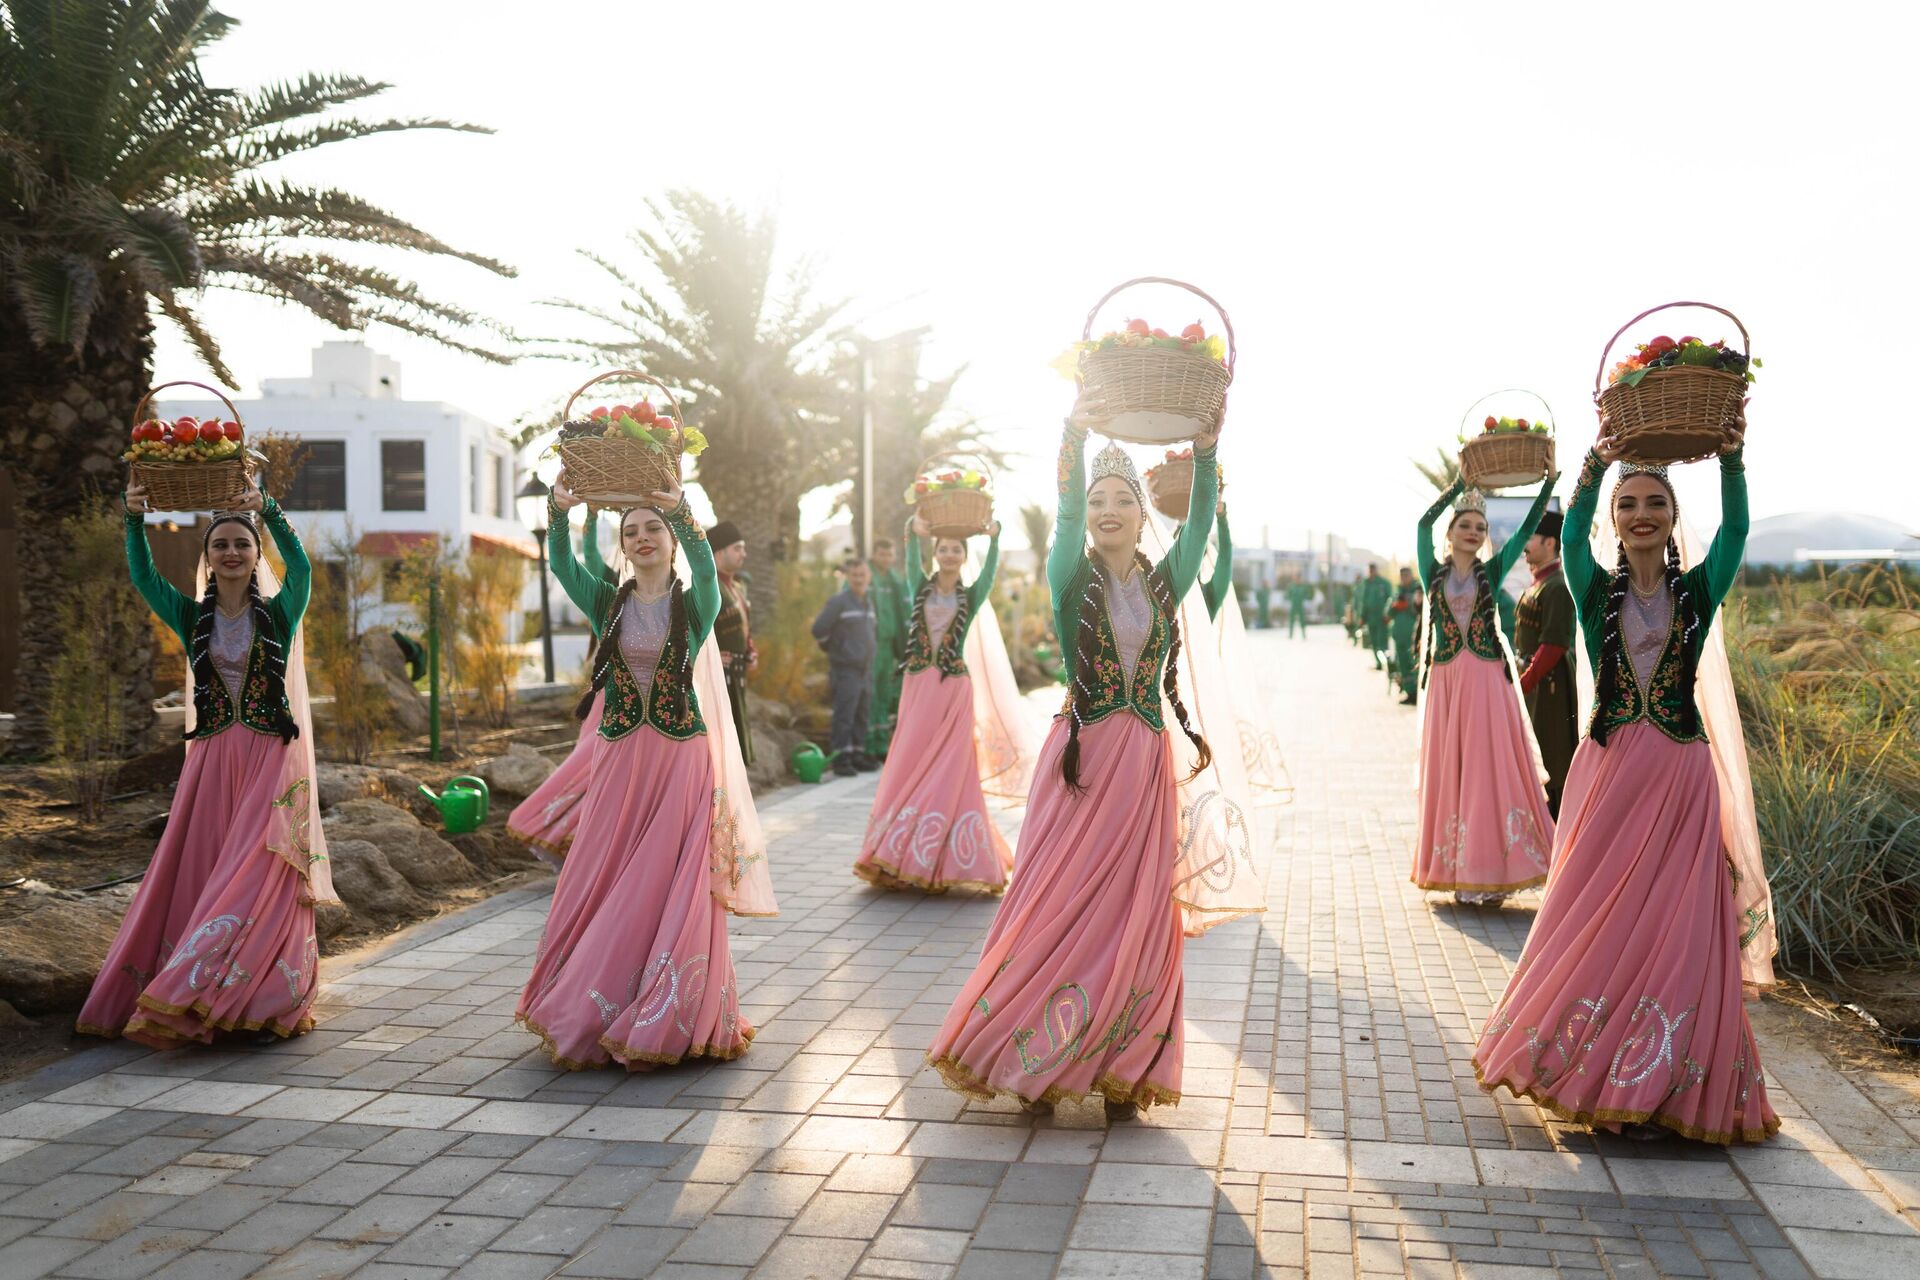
[195,180,515,274]
[152,288,233,387]
[9,250,100,351]
[227,115,494,170]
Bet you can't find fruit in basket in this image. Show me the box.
[222,421,242,441]
[1181,321,1206,341]
[1484,415,1497,432]
[636,400,657,423]
[197,420,223,442]
[1126,318,1150,336]
[590,406,609,420]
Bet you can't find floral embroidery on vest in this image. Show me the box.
[1589,589,1709,745]
[189,631,291,740]
[1426,561,1505,669]
[1056,560,1170,733]
[596,504,708,743]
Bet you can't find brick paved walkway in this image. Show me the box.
[3,629,1918,1279]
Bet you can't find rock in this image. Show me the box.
[313,899,351,943]
[0,885,137,1015]
[0,998,37,1029]
[474,743,554,798]
[113,742,184,793]
[314,762,419,809]
[322,798,480,890]
[450,829,541,877]
[359,629,430,736]
[322,837,427,927]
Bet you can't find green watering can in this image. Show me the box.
[789,743,827,785]
[418,775,490,834]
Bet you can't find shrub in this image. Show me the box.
[47,506,152,818]
[750,559,837,713]
[306,522,390,764]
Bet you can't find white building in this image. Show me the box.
[156,341,564,635]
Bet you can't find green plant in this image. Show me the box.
[449,551,527,730]
[306,523,389,764]
[47,505,153,817]
[749,559,837,714]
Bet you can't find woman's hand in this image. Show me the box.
[551,472,582,511]
[1062,416,1090,443]
[646,478,684,512]
[232,480,265,513]
[1194,428,1220,452]
[1594,435,1626,465]
[910,515,932,539]
[124,483,152,515]
[1718,426,1746,456]
[988,519,1001,537]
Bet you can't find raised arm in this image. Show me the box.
[904,517,928,595]
[670,503,721,647]
[1416,478,1465,589]
[1562,449,1607,606]
[260,497,312,635]
[1160,441,1220,598]
[1698,448,1749,605]
[966,525,1001,611]
[123,509,196,643]
[1491,473,1557,582]
[1203,505,1233,620]
[1047,424,1088,609]
[548,498,613,632]
[581,512,616,586]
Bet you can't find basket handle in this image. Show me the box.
[916,449,994,487]
[1080,276,1237,377]
[133,380,242,428]
[562,369,686,426]
[1593,301,1749,395]
[1458,389,1555,436]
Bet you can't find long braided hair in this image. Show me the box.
[903,544,973,678]
[574,508,692,722]
[1420,513,1511,689]
[191,514,297,742]
[1061,549,1211,792]
[1591,475,1700,744]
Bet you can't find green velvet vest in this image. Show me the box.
[1425,562,1506,669]
[1058,561,1171,732]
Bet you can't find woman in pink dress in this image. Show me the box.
[516,477,753,1070]
[1474,430,1777,1143]
[927,421,1222,1121]
[855,517,1012,893]
[507,516,615,866]
[1412,477,1558,904]
[79,481,333,1048]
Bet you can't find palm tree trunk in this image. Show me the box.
[696,445,795,622]
[0,283,157,756]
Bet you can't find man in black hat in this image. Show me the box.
[708,520,755,766]
[1516,507,1577,816]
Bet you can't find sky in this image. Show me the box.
[155,0,1920,558]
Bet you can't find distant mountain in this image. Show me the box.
[1744,512,1920,565]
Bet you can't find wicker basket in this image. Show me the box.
[1146,457,1195,519]
[914,450,994,538]
[1070,276,1235,444]
[128,381,252,512]
[555,370,685,504]
[1594,302,1750,464]
[1456,389,1556,490]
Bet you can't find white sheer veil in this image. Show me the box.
[1587,481,1773,991]
[184,514,335,906]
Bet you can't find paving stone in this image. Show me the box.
[550,1225,688,1277]
[668,1212,784,1265]
[380,1211,513,1265]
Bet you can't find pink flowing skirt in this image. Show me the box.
[928,713,1184,1109]
[1473,724,1779,1143]
[515,726,750,1070]
[507,691,605,868]
[1413,653,1555,892]
[77,728,318,1048]
[855,668,1014,894]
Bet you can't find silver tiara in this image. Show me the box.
[1620,461,1671,482]
[1454,488,1488,516]
[1090,442,1144,503]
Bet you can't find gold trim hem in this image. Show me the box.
[515,1010,754,1072]
[927,1052,1181,1111]
[1473,1059,1780,1145]
[854,860,1007,896]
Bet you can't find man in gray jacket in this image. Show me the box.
[812,559,880,777]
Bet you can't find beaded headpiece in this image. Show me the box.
[1612,460,1677,510]
[1452,488,1488,517]
[1090,441,1145,506]
[204,509,259,541]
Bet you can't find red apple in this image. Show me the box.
[589,406,609,420]
[1150,327,1169,339]
[198,420,224,442]
[636,400,657,423]
[222,421,242,441]
[1181,322,1206,341]
[1124,318,1150,336]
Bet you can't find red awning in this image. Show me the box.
[471,531,539,559]
[354,530,538,560]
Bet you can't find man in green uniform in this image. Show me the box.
[1388,566,1421,706]
[1359,562,1392,669]
[1286,579,1310,637]
[1515,510,1578,816]
[865,536,911,758]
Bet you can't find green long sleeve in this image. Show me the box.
[1699,451,1748,606]
[125,510,196,648]
[1490,474,1557,583]
[1203,507,1233,621]
[1416,479,1465,589]
[259,497,311,639]
[548,499,614,636]
[1160,443,1219,599]
[904,517,927,595]
[582,513,616,586]
[966,528,1001,613]
[1562,449,1606,607]
[1047,427,1088,611]
[673,509,720,648]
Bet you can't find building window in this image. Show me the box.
[482,450,501,521]
[283,440,347,511]
[494,453,511,519]
[469,444,481,514]
[381,440,426,511]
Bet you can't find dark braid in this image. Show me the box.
[1591,533,1702,746]
[1590,541,1632,746]
[903,562,973,678]
[190,517,296,742]
[1060,550,1210,791]
[577,579,638,720]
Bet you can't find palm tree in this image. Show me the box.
[1,0,514,752]
[539,191,848,617]
[1411,446,1460,492]
[1018,502,1053,579]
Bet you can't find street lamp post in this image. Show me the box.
[518,475,556,683]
